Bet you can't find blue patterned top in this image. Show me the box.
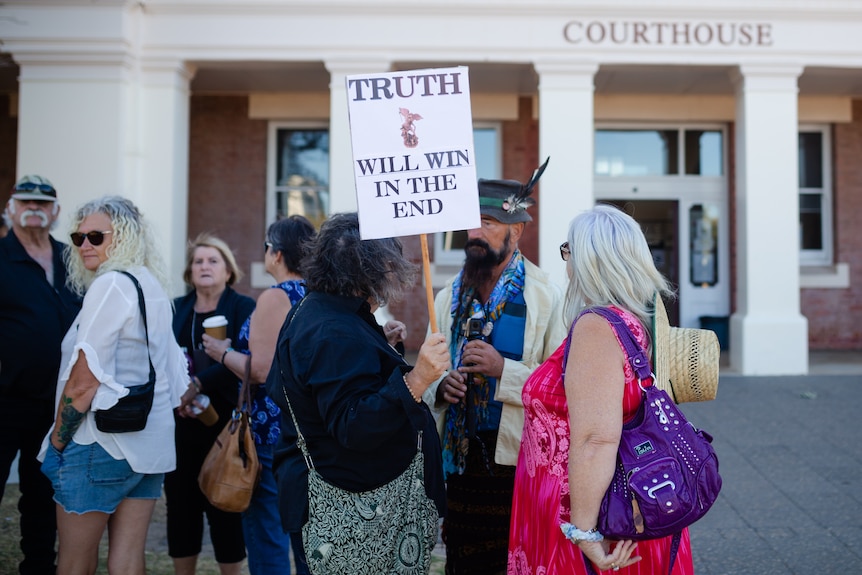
[236,280,305,445]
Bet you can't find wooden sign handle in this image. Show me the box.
[420,234,438,333]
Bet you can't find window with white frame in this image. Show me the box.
[269,124,330,228]
[433,124,501,265]
[594,127,723,177]
[798,125,832,266]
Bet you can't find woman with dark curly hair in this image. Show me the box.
[267,212,450,573]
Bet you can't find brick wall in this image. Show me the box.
[0,93,18,208]
[501,96,540,264]
[187,95,267,297]
[802,98,862,349]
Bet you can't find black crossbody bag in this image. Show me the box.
[94,271,156,433]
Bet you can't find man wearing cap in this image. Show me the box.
[0,175,81,574]
[426,159,566,575]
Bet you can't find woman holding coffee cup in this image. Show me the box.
[203,215,316,575]
[167,233,255,575]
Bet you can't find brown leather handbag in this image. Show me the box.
[198,354,260,512]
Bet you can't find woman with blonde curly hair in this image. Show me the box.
[38,195,189,575]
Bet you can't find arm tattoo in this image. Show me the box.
[56,394,86,446]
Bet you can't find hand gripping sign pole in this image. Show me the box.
[346,66,480,333]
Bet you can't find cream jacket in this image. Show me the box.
[425,258,567,466]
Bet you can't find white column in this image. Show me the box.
[324,59,391,215]
[15,54,135,236]
[534,61,598,287]
[730,64,808,375]
[138,58,195,296]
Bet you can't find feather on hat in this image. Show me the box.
[477,157,549,224]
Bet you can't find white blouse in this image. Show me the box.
[39,266,189,473]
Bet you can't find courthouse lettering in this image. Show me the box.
[563,21,773,47]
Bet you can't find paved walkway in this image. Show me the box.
[5,353,861,575]
[683,368,862,574]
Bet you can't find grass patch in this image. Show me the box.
[2,483,446,574]
[1,484,236,575]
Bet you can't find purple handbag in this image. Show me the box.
[571,307,722,543]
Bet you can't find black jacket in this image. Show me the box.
[172,286,255,408]
[269,291,446,532]
[0,230,82,425]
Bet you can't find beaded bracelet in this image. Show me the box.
[403,374,422,403]
[221,347,234,364]
[560,522,604,544]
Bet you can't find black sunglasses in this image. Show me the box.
[264,241,273,256]
[14,181,56,193]
[70,230,113,247]
[559,241,571,261]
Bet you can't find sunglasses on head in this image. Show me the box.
[70,230,112,247]
[559,241,571,261]
[14,182,55,193]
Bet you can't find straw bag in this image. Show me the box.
[651,295,720,403]
[198,354,260,513]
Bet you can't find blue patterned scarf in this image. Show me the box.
[442,250,525,478]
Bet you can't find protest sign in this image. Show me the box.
[346,66,480,240]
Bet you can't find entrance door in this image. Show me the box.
[594,125,730,332]
[606,200,680,326]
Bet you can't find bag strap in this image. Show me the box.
[565,307,652,383]
[574,306,681,575]
[582,532,680,575]
[235,351,253,415]
[118,271,155,387]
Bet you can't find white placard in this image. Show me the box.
[346,66,480,239]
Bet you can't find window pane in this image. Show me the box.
[439,127,499,255]
[276,129,329,226]
[595,130,679,176]
[798,132,823,188]
[799,193,823,250]
[690,203,718,287]
[473,128,498,179]
[684,130,723,176]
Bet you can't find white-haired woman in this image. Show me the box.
[508,204,689,574]
[38,195,189,575]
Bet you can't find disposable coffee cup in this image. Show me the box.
[192,394,219,427]
[202,315,228,340]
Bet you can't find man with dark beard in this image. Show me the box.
[0,176,82,575]
[425,160,566,575]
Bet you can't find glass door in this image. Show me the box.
[594,124,729,333]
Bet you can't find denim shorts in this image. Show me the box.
[41,440,164,514]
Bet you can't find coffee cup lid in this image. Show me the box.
[202,315,228,328]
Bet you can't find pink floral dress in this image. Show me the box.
[508,307,694,575]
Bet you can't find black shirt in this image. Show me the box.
[0,230,82,425]
[268,291,446,532]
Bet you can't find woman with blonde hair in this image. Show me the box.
[166,233,255,575]
[508,204,689,574]
[38,195,189,575]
